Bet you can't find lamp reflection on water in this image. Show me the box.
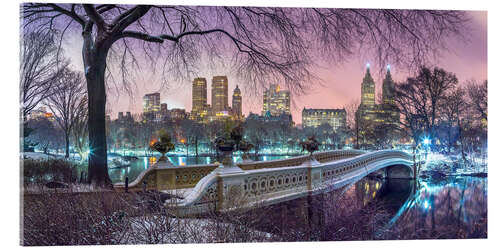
[423,200,431,210]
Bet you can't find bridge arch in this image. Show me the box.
[161,149,414,216]
[365,159,414,179]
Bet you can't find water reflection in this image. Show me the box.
[237,176,486,241]
[386,176,488,239]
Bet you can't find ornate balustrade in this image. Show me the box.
[114,149,365,191]
[166,150,413,216]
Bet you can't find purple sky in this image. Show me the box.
[61,10,487,124]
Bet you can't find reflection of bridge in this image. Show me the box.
[115,150,414,216]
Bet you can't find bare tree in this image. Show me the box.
[467,80,487,122]
[22,4,469,186]
[394,66,458,145]
[20,30,67,121]
[344,99,360,148]
[45,69,87,158]
[26,117,61,154]
[181,119,205,157]
[72,96,89,162]
[440,87,468,160]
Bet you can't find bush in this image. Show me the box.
[22,159,85,185]
[23,191,133,245]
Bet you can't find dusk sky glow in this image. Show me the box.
[58,9,486,124]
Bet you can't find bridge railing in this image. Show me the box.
[166,150,413,216]
[114,149,366,191]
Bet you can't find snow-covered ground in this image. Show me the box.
[21,152,58,160]
[123,215,275,244]
[21,151,83,160]
[419,152,487,176]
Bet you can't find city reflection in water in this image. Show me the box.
[239,176,486,241]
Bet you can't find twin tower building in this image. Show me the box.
[356,64,400,129]
[191,76,242,122]
[302,65,399,134]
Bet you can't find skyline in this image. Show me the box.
[17,2,490,245]
[58,10,486,124]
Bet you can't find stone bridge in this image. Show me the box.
[115,149,414,216]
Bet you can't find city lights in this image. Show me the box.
[19,3,488,245]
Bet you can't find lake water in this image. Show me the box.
[247,175,487,240]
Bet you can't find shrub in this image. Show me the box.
[22,159,85,185]
[22,191,133,245]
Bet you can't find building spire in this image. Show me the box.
[385,64,392,81]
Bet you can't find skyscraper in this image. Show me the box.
[380,66,400,126]
[143,92,160,121]
[192,77,207,117]
[212,76,229,113]
[262,84,290,116]
[160,103,168,120]
[357,65,377,123]
[360,64,375,108]
[232,85,242,119]
[382,65,396,106]
[356,64,400,145]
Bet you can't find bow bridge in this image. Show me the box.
[115,149,414,216]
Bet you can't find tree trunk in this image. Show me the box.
[65,132,70,158]
[457,118,467,163]
[195,137,199,157]
[84,51,112,187]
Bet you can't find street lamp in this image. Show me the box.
[421,136,431,162]
[422,137,431,146]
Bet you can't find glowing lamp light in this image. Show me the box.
[366,62,370,68]
[422,137,431,146]
[387,64,391,70]
[423,200,431,210]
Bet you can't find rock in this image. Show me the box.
[45,181,69,189]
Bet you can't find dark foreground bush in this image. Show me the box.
[22,190,276,246]
[22,191,133,245]
[23,159,85,185]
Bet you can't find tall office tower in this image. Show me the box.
[262,84,290,116]
[360,64,376,109]
[211,76,229,113]
[192,78,207,118]
[143,92,161,121]
[382,65,396,106]
[160,103,168,120]
[232,85,242,119]
[381,65,400,126]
